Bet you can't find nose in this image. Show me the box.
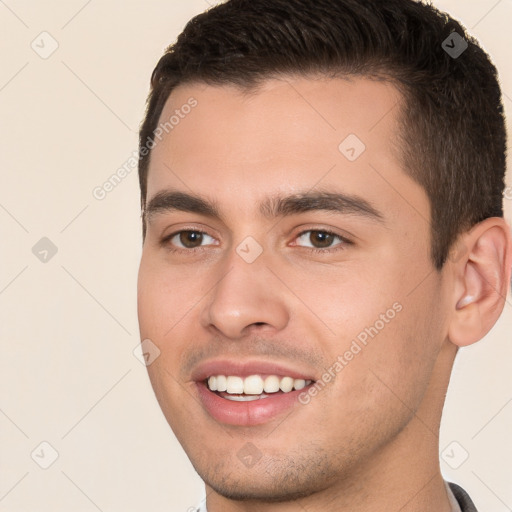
[199,247,289,340]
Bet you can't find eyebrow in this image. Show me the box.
[145,189,386,225]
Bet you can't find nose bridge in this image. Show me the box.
[200,242,289,339]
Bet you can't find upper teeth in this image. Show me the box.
[207,375,311,395]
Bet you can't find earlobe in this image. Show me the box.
[449,300,483,347]
[447,218,512,348]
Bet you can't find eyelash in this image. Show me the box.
[160,228,353,255]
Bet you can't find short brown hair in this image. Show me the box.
[138,0,506,270]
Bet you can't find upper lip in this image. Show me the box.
[191,359,317,382]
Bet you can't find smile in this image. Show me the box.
[206,374,313,401]
[192,359,317,425]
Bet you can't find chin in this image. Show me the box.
[202,473,321,503]
[189,449,340,504]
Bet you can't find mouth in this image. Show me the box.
[193,362,317,426]
[205,374,313,402]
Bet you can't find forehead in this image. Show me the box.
[146,76,429,226]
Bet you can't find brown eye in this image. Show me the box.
[309,231,335,248]
[293,229,351,253]
[177,231,204,248]
[163,230,217,251]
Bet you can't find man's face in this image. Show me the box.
[137,76,451,500]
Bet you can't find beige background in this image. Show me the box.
[0,1,510,510]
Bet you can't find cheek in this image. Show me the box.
[299,257,443,413]
[137,254,210,395]
[284,258,397,343]
[137,254,202,339]
[357,287,444,414]
[137,259,197,434]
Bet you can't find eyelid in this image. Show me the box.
[159,225,219,250]
[159,223,219,242]
[291,227,353,251]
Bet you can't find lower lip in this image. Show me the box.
[196,382,310,426]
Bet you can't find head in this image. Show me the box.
[137,0,511,506]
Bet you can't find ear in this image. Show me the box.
[447,217,512,347]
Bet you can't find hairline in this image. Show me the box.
[142,68,412,200]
